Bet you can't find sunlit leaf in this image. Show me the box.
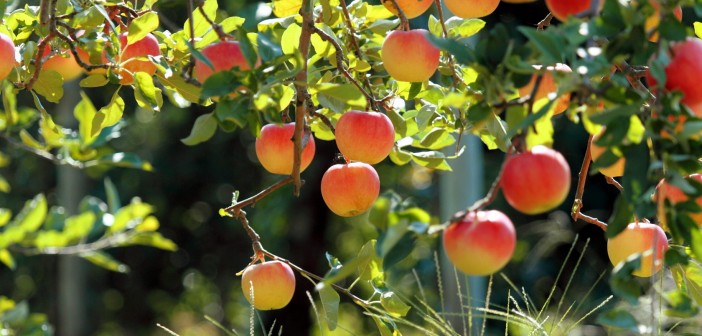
[123,232,177,251]
[33,70,64,103]
[317,283,340,330]
[181,112,218,146]
[127,12,159,45]
[80,251,130,273]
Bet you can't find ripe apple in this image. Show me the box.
[545,0,603,22]
[501,145,571,215]
[321,162,380,217]
[193,41,252,84]
[41,45,90,82]
[518,63,572,115]
[0,33,15,81]
[381,29,439,83]
[644,0,683,42]
[502,0,537,3]
[335,111,395,164]
[241,260,296,310]
[647,38,702,116]
[443,210,516,275]
[255,122,316,175]
[115,32,161,85]
[607,222,668,277]
[381,0,433,19]
[589,128,625,178]
[655,174,702,229]
[444,0,500,18]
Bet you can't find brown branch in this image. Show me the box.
[310,110,336,134]
[434,0,462,86]
[537,13,553,30]
[223,177,294,214]
[291,0,314,196]
[9,230,140,256]
[196,4,232,41]
[339,0,378,111]
[574,212,608,231]
[606,176,623,191]
[182,0,199,85]
[571,135,593,221]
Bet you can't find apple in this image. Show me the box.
[644,0,683,42]
[502,0,537,3]
[255,122,316,175]
[607,222,668,277]
[443,210,516,275]
[518,63,572,115]
[655,174,702,229]
[647,38,702,116]
[193,41,253,84]
[501,145,571,215]
[41,44,90,82]
[381,29,439,83]
[241,260,296,310]
[335,111,395,164]
[115,32,161,85]
[589,128,625,177]
[321,162,380,217]
[0,33,15,81]
[444,0,500,18]
[381,0,433,19]
[545,0,602,22]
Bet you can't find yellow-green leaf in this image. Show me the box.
[124,232,177,251]
[0,250,14,270]
[127,12,159,45]
[181,112,217,146]
[134,72,163,112]
[10,194,47,232]
[272,0,302,17]
[108,200,154,234]
[74,92,99,146]
[80,251,130,273]
[33,70,64,103]
[0,209,10,227]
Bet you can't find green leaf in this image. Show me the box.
[314,84,366,112]
[10,194,47,232]
[317,283,340,330]
[425,35,475,64]
[104,178,121,213]
[380,291,411,317]
[127,12,159,45]
[93,91,125,134]
[664,290,698,318]
[183,0,218,38]
[94,152,153,171]
[19,130,45,149]
[596,308,639,332]
[181,112,218,146]
[382,232,414,271]
[410,150,453,171]
[200,71,241,99]
[79,74,110,88]
[123,232,177,251]
[134,73,163,112]
[695,22,702,39]
[445,17,485,38]
[518,27,564,65]
[607,195,634,238]
[0,209,10,227]
[74,92,99,146]
[0,250,14,270]
[610,255,644,304]
[0,176,8,193]
[38,105,64,148]
[271,0,302,17]
[33,70,64,103]
[108,200,153,234]
[156,72,201,103]
[417,128,455,150]
[80,251,130,273]
[63,212,96,242]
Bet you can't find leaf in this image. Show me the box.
[318,283,340,330]
[19,130,45,149]
[382,232,414,271]
[517,27,564,65]
[104,178,121,213]
[0,209,10,227]
[63,212,96,242]
[94,91,125,133]
[108,200,154,234]
[127,12,159,45]
[183,0,218,38]
[134,72,163,112]
[94,152,153,171]
[607,195,633,238]
[0,250,14,270]
[0,176,8,193]
[695,22,702,39]
[123,232,177,251]
[272,0,302,17]
[314,84,366,112]
[80,251,130,273]
[33,70,64,103]
[380,291,411,317]
[79,74,110,88]
[10,194,47,232]
[596,308,639,332]
[200,71,241,99]
[181,112,218,146]
[74,92,99,146]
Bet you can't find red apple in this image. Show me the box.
[545,0,602,22]
[42,44,90,82]
[501,145,571,215]
[443,210,516,275]
[647,38,702,116]
[0,33,15,81]
[382,0,433,19]
[193,41,252,84]
[381,29,440,83]
[444,0,500,18]
[321,162,380,217]
[644,0,683,42]
[607,222,668,277]
[255,122,316,175]
[589,128,625,178]
[655,173,702,229]
[518,63,572,115]
[116,32,161,85]
[335,111,395,164]
[241,260,296,310]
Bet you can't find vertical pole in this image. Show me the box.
[439,135,485,335]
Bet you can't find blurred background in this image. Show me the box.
[2,0,692,334]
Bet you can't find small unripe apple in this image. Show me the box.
[501,145,571,215]
[116,32,161,85]
[647,38,702,116]
[443,210,516,275]
[545,0,602,22]
[241,261,296,310]
[444,0,500,18]
[335,111,395,164]
[607,222,668,277]
[381,0,433,19]
[321,162,380,217]
[644,0,683,43]
[518,63,572,115]
[193,41,252,84]
[42,45,89,82]
[0,33,15,81]
[589,128,625,178]
[381,29,439,83]
[655,174,702,229]
[255,123,316,175]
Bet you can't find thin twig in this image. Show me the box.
[605,176,623,191]
[537,13,553,30]
[571,135,608,231]
[223,177,294,214]
[339,0,378,110]
[434,0,462,85]
[291,0,314,196]
[10,231,140,255]
[388,0,410,31]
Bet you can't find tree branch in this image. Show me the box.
[291,0,314,196]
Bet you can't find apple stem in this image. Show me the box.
[388,0,410,31]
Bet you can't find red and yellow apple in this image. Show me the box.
[381,0,433,19]
[255,122,316,175]
[193,41,252,84]
[545,0,603,22]
[443,210,516,275]
[607,222,668,277]
[589,128,625,177]
[644,0,683,42]
[241,260,296,310]
[518,63,572,115]
[381,29,439,83]
[502,0,537,3]
[335,111,395,164]
[115,32,161,85]
[655,174,702,229]
[321,162,380,217]
[501,145,571,215]
[647,38,702,116]
[444,0,500,18]
[42,44,90,82]
[0,33,15,81]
